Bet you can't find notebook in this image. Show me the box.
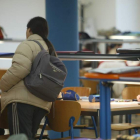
[88,66,140,74]
[0,53,14,56]
[116,48,140,54]
[57,51,94,55]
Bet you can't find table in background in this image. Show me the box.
[79,100,140,116]
[80,77,140,139]
[1,51,140,139]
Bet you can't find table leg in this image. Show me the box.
[99,81,106,139]
[106,85,111,138]
[99,81,111,139]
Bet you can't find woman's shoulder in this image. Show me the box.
[16,40,48,53]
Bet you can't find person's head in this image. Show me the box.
[26,17,56,56]
[107,43,122,54]
[79,32,91,39]
[26,17,48,39]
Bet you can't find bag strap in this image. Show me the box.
[32,40,44,50]
[30,40,57,57]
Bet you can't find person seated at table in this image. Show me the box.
[79,32,100,68]
[107,43,122,54]
[137,95,140,101]
[98,43,126,98]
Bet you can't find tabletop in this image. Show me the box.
[78,100,140,116]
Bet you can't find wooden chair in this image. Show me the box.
[0,70,6,79]
[61,87,91,96]
[0,100,10,139]
[79,69,99,94]
[111,87,140,134]
[39,100,81,140]
[122,86,140,99]
[61,87,98,138]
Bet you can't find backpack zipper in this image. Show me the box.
[39,73,63,86]
[40,73,42,78]
[49,62,66,73]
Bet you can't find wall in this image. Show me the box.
[79,0,140,35]
[0,0,46,39]
[78,0,140,52]
[0,0,46,69]
[116,0,140,32]
[116,0,140,48]
[78,0,116,54]
[79,0,116,37]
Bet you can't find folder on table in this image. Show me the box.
[85,67,140,79]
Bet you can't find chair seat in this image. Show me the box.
[74,124,88,128]
[111,123,140,131]
[0,135,9,139]
[35,134,49,139]
[39,124,51,130]
[53,137,94,140]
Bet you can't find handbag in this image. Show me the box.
[62,90,80,101]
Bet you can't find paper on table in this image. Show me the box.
[80,96,89,101]
[119,77,140,80]
[88,66,140,74]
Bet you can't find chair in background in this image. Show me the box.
[79,69,99,95]
[122,86,140,99]
[61,87,91,96]
[39,100,81,140]
[111,86,140,134]
[61,87,98,138]
[0,70,6,79]
[0,101,10,140]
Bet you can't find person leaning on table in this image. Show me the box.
[137,95,140,101]
[0,17,56,140]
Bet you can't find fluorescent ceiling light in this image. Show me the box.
[111,81,140,85]
[83,59,125,61]
[0,58,12,60]
[0,41,4,44]
[110,36,137,40]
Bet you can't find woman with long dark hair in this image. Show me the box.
[0,17,55,139]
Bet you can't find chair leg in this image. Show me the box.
[91,116,98,138]
[128,114,131,135]
[0,128,5,135]
[119,115,123,123]
[61,132,63,138]
[118,115,123,135]
[69,130,71,136]
[129,129,131,135]
[134,129,138,134]
[128,114,131,123]
[39,116,48,140]
[69,117,75,139]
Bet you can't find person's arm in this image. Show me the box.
[0,42,33,92]
[137,95,140,101]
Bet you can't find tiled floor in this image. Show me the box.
[5,115,140,139]
[80,114,140,139]
[37,115,140,139]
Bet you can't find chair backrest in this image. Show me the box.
[0,70,6,79]
[79,69,99,94]
[61,87,91,96]
[122,87,140,99]
[0,104,8,129]
[47,100,81,132]
[0,71,8,129]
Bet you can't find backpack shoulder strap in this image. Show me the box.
[29,40,44,50]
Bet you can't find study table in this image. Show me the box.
[78,100,140,116]
[0,100,140,132]
[79,76,140,139]
[1,53,140,139]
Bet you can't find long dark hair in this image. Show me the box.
[27,17,56,56]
